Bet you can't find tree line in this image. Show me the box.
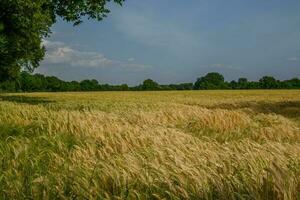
[0,72,299,92]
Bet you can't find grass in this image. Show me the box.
[0,90,299,199]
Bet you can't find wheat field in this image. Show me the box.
[0,90,299,199]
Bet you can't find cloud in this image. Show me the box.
[287,57,299,61]
[42,40,152,70]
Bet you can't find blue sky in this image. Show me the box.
[39,0,300,85]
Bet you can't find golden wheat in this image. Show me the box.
[0,90,299,199]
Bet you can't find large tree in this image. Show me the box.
[0,0,124,81]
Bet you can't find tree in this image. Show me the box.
[194,72,225,90]
[20,72,46,91]
[120,84,129,91]
[80,79,99,91]
[169,83,193,90]
[70,81,81,91]
[283,78,300,89]
[230,80,238,89]
[259,76,279,89]
[238,78,247,84]
[237,78,248,89]
[45,76,62,91]
[141,79,160,91]
[0,0,124,81]
[0,80,17,92]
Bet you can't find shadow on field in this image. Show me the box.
[0,95,54,105]
[208,101,300,119]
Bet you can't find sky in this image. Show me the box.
[38,0,300,85]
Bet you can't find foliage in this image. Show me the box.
[0,0,124,81]
[0,0,51,81]
[0,72,300,92]
[169,83,194,90]
[140,79,160,91]
[237,78,248,89]
[194,72,227,89]
[259,76,280,89]
[80,79,99,91]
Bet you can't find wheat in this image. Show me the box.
[0,90,299,199]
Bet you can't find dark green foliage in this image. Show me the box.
[0,0,50,81]
[52,0,124,25]
[194,72,227,89]
[0,80,18,92]
[45,76,62,92]
[169,83,194,90]
[80,79,99,91]
[238,78,248,89]
[120,84,129,91]
[193,73,300,91]
[140,79,160,91]
[0,0,124,81]
[230,78,253,89]
[259,76,280,89]
[20,72,46,91]
[282,78,300,89]
[0,72,299,92]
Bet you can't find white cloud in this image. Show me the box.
[42,40,152,70]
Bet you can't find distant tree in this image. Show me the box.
[230,80,238,89]
[194,72,225,90]
[100,84,110,91]
[159,85,172,90]
[180,83,194,90]
[169,83,193,90]
[2,71,300,92]
[248,81,260,89]
[20,72,46,91]
[120,84,129,91]
[0,80,17,92]
[283,78,300,89]
[60,81,80,91]
[238,78,247,83]
[259,76,279,89]
[0,0,124,81]
[141,79,160,91]
[70,81,81,91]
[34,74,47,91]
[45,76,62,91]
[80,79,99,91]
[237,78,248,89]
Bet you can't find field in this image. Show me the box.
[0,90,300,199]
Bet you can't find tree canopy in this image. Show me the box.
[194,72,227,90]
[0,0,124,81]
[1,72,299,93]
[141,79,160,91]
[259,76,279,89]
